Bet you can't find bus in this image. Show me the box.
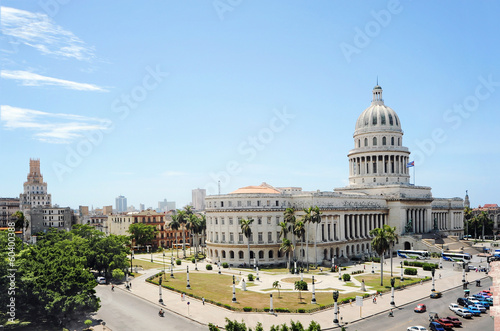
[397,250,430,260]
[442,252,471,262]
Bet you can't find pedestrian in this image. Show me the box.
[374,297,377,303]
[202,297,205,305]
[420,280,423,285]
[364,265,366,270]
[111,284,114,291]
[129,282,132,289]
[439,273,441,279]
[349,299,352,306]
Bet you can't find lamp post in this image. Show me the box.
[462,263,466,283]
[195,255,198,271]
[232,275,237,302]
[371,261,374,273]
[333,290,339,326]
[170,257,174,278]
[431,268,436,292]
[338,263,342,280]
[218,262,221,275]
[390,277,395,306]
[159,275,163,303]
[162,250,165,274]
[256,266,259,281]
[269,294,274,314]
[130,248,134,273]
[400,261,403,281]
[439,248,443,269]
[311,276,316,304]
[186,265,191,289]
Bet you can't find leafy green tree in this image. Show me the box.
[112,268,125,282]
[240,218,254,265]
[477,211,492,240]
[284,207,297,259]
[464,207,473,238]
[12,211,26,232]
[311,206,322,268]
[169,213,181,258]
[370,226,390,286]
[294,280,308,300]
[128,223,158,248]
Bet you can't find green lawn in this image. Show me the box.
[150,272,362,312]
[353,274,429,293]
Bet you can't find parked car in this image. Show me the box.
[407,326,428,331]
[455,308,472,318]
[96,276,106,284]
[429,322,445,331]
[464,305,481,316]
[430,290,442,299]
[473,293,493,303]
[479,290,492,296]
[469,298,490,309]
[448,303,460,312]
[434,318,454,330]
[457,297,469,306]
[468,303,486,313]
[415,304,427,313]
[445,316,462,327]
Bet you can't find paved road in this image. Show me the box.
[344,277,493,331]
[94,285,206,331]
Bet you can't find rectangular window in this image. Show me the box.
[215,233,219,242]
[276,216,280,225]
[238,201,242,207]
[257,201,261,207]
[268,232,272,242]
[249,233,254,242]
[267,216,272,224]
[221,217,225,225]
[258,232,263,243]
[230,232,234,243]
[267,200,270,206]
[247,201,251,207]
[215,218,218,225]
[228,201,232,207]
[239,233,243,243]
[238,217,242,224]
[229,217,233,225]
[222,232,226,242]
[277,232,281,242]
[221,201,224,207]
[258,217,262,225]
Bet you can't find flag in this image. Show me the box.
[406,161,414,168]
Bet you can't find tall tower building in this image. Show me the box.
[115,195,127,213]
[192,188,206,211]
[20,159,52,210]
[348,85,411,186]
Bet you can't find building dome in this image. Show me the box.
[354,85,402,135]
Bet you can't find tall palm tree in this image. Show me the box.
[384,224,399,277]
[294,220,305,268]
[272,280,281,298]
[278,222,288,242]
[301,207,312,270]
[169,214,181,258]
[370,227,390,286]
[463,207,473,239]
[187,214,200,256]
[280,238,294,271]
[477,211,490,241]
[198,213,207,255]
[469,216,479,239]
[284,207,297,259]
[311,206,322,269]
[176,209,188,257]
[240,218,254,265]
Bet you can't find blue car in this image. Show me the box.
[429,321,445,331]
[469,298,490,309]
[464,305,481,316]
[473,294,493,305]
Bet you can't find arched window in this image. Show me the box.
[382,137,386,145]
[268,250,274,259]
[373,137,377,146]
[215,250,219,258]
[222,250,226,258]
[358,139,361,148]
[364,138,368,147]
[259,250,264,259]
[398,138,400,146]
[250,251,255,259]
[230,251,235,259]
[238,251,244,259]
[391,137,394,145]
[346,246,350,256]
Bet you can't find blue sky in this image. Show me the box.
[1,1,499,210]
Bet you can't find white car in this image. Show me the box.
[469,303,486,313]
[455,308,472,318]
[96,276,106,284]
[407,326,427,331]
[449,303,460,312]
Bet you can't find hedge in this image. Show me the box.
[404,267,418,275]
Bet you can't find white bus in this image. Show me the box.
[397,250,430,260]
[442,252,471,262]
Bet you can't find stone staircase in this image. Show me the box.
[422,235,481,255]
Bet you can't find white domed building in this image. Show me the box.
[205,86,464,266]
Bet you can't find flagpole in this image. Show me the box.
[413,165,415,185]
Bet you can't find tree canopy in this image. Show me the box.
[128,222,158,248]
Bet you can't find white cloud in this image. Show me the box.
[1,70,107,92]
[1,105,111,144]
[1,6,94,61]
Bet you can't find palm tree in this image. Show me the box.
[273,280,281,298]
[176,209,188,258]
[240,218,254,265]
[477,211,490,241]
[469,216,479,239]
[370,227,390,286]
[464,207,473,239]
[284,207,297,259]
[294,220,305,268]
[278,222,288,242]
[301,207,312,270]
[280,238,294,271]
[169,214,181,258]
[198,213,207,255]
[384,224,399,277]
[311,206,322,269]
[187,214,200,256]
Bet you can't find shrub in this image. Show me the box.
[206,264,213,270]
[176,259,181,265]
[275,308,290,313]
[404,267,417,275]
[248,273,254,281]
[112,268,125,282]
[298,308,306,313]
[191,257,196,263]
[243,307,252,312]
[222,262,229,268]
[342,273,351,281]
[84,320,92,330]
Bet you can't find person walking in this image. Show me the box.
[202,297,205,305]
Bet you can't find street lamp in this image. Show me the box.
[333,290,339,326]
[159,275,163,303]
[311,276,316,304]
[170,256,174,278]
[130,248,134,273]
[162,250,165,274]
[431,268,436,292]
[269,294,274,314]
[232,275,236,302]
[400,261,403,281]
[338,263,342,280]
[390,277,395,306]
[186,265,191,289]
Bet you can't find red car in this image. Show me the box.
[414,304,427,313]
[479,290,492,297]
[446,316,462,327]
[434,318,454,330]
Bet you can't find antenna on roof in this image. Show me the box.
[218,180,221,195]
[376,76,379,85]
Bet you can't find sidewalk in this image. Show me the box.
[92,258,490,330]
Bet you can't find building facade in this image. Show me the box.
[0,198,20,228]
[115,195,127,213]
[192,188,206,211]
[29,206,75,235]
[205,85,464,266]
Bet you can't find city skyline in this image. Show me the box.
[1,1,500,209]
